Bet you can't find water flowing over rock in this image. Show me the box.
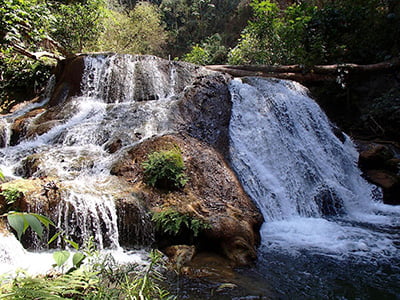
[0,54,261,266]
[228,77,400,260]
[1,54,400,297]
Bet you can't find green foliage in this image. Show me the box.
[182,33,228,65]
[182,45,210,65]
[160,0,245,57]
[0,0,54,52]
[0,188,22,205]
[0,56,52,112]
[0,0,53,111]
[229,0,400,65]
[93,2,167,55]
[142,147,189,190]
[52,0,106,53]
[0,249,175,299]
[152,209,210,237]
[1,211,55,240]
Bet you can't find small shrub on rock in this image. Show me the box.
[142,147,189,190]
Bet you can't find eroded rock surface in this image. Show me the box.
[111,134,263,266]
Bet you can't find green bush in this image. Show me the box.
[152,209,210,237]
[0,249,175,299]
[0,188,22,205]
[51,0,106,53]
[182,34,228,65]
[142,147,189,190]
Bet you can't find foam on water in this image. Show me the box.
[0,233,147,276]
[0,55,184,275]
[229,77,400,260]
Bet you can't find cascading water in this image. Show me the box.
[1,54,399,297]
[229,77,400,298]
[0,54,193,273]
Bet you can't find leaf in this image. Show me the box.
[24,214,44,238]
[72,252,86,268]
[32,213,55,228]
[65,238,79,250]
[53,250,70,267]
[48,231,61,245]
[7,213,25,240]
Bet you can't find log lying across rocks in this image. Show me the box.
[206,57,400,83]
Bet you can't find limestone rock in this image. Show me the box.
[111,134,263,266]
[164,245,196,271]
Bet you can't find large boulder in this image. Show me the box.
[111,134,263,266]
[357,141,400,204]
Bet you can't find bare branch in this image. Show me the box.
[206,58,400,82]
[11,43,65,61]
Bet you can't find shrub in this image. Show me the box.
[152,209,210,237]
[0,249,175,299]
[182,34,228,65]
[142,147,188,190]
[228,0,400,65]
[0,188,23,205]
[92,2,167,55]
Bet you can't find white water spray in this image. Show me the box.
[229,77,400,258]
[0,55,190,274]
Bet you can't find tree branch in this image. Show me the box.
[12,43,65,61]
[206,58,400,82]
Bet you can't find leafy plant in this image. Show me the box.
[92,2,167,55]
[0,188,22,205]
[229,0,400,65]
[51,0,106,53]
[182,33,228,65]
[152,209,210,237]
[142,147,189,190]
[0,249,175,299]
[1,211,54,240]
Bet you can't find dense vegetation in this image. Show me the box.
[228,0,400,65]
[1,0,399,111]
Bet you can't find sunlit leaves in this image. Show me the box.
[53,250,70,267]
[4,211,55,240]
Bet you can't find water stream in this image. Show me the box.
[228,77,400,299]
[0,56,399,298]
[0,55,188,273]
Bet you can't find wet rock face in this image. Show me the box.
[49,55,85,107]
[178,73,232,157]
[2,54,262,265]
[111,134,263,266]
[309,71,400,142]
[357,141,400,205]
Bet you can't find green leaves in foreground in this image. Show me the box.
[4,211,54,240]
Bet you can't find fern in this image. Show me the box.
[152,209,210,237]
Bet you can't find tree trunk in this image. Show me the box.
[206,58,400,83]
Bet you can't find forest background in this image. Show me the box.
[1,0,399,112]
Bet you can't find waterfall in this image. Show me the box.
[0,55,188,252]
[229,77,400,258]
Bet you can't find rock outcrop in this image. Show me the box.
[0,54,263,267]
[111,134,263,266]
[357,141,400,205]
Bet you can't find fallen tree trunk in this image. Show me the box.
[12,43,65,61]
[206,57,400,83]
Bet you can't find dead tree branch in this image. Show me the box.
[206,58,400,83]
